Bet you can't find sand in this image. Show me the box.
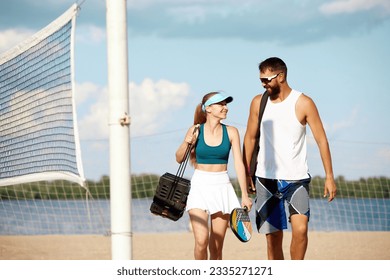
[1,231,389,260]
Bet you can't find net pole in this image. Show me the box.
[106,0,132,259]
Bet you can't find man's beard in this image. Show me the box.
[266,84,281,97]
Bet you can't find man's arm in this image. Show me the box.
[243,94,262,192]
[299,94,337,202]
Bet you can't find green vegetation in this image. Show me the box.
[0,174,389,200]
[308,176,390,199]
[231,175,390,199]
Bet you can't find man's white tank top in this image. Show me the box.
[256,89,310,180]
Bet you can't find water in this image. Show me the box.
[0,198,389,235]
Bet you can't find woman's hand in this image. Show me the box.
[176,124,199,163]
[185,124,200,145]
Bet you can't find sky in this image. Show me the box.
[0,0,389,181]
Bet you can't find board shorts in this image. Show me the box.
[186,169,240,215]
[254,176,311,234]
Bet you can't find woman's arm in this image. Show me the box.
[175,125,199,163]
[229,126,253,210]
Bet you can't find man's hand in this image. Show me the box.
[323,177,337,202]
[246,175,256,195]
[241,196,253,211]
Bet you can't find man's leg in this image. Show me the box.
[265,230,284,260]
[290,214,308,260]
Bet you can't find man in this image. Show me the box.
[243,57,336,260]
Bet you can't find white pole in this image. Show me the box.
[106,0,132,259]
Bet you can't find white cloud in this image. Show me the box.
[0,28,34,54]
[76,78,190,141]
[320,0,390,15]
[130,78,190,134]
[76,25,106,44]
[75,82,100,105]
[76,84,109,141]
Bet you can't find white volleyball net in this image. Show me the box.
[0,4,84,187]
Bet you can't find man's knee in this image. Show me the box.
[266,230,283,244]
[291,214,308,236]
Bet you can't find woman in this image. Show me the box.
[176,91,252,260]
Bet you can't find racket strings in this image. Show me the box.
[238,213,250,222]
[237,211,250,223]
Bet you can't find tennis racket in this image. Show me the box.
[230,206,252,242]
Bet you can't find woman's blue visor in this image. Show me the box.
[202,93,233,112]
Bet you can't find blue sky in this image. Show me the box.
[1,0,389,181]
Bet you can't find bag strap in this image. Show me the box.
[256,91,269,139]
[175,125,199,180]
[248,91,269,178]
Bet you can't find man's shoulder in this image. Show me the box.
[255,92,264,100]
[297,91,314,103]
[292,89,312,102]
[295,91,317,114]
[250,93,262,107]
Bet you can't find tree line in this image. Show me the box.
[0,174,389,200]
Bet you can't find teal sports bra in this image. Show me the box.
[195,124,231,164]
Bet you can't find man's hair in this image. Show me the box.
[259,57,288,76]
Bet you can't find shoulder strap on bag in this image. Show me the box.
[256,91,268,138]
[248,91,269,179]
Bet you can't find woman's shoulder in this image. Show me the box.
[224,124,239,135]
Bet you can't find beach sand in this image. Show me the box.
[1,231,389,260]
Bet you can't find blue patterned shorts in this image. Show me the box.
[254,176,311,234]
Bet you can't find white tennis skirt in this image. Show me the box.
[186,169,240,215]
